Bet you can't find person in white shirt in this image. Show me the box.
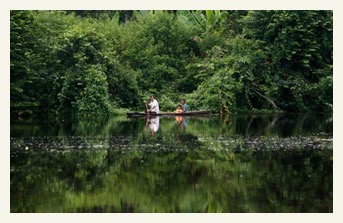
[146,95,160,114]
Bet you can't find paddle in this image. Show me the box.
[145,101,150,115]
[144,101,150,132]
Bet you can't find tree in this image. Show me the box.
[119,12,196,96]
[10,10,333,116]
[242,10,333,112]
[188,37,272,113]
[10,10,39,115]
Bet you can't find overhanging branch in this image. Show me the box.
[251,87,281,110]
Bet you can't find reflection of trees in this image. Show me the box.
[11,113,333,140]
[232,149,333,212]
[11,114,332,212]
[224,113,332,137]
[11,135,332,212]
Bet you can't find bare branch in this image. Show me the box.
[251,87,281,110]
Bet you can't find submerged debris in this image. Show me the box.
[10,135,333,154]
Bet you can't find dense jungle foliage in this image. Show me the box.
[10,10,333,117]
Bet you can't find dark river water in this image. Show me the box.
[10,113,333,213]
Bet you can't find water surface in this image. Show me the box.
[10,113,333,212]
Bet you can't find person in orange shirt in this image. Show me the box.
[175,104,183,113]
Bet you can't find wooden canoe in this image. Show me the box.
[127,110,210,117]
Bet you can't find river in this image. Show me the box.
[10,113,333,213]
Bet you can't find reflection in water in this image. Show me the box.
[146,116,160,136]
[10,114,333,213]
[175,116,187,131]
